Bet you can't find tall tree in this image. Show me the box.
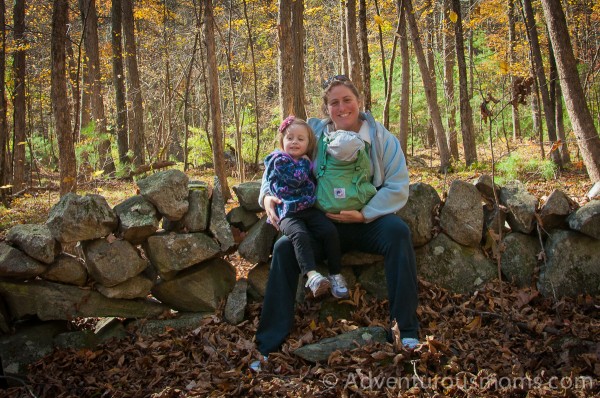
[374,0,387,96]
[52,0,76,195]
[398,4,410,154]
[508,0,521,140]
[522,0,561,167]
[443,0,458,160]
[0,0,8,191]
[242,0,261,168]
[184,0,203,171]
[339,1,348,75]
[424,0,436,148]
[358,0,371,111]
[451,0,477,166]
[291,0,306,119]
[204,0,231,199]
[548,38,570,164]
[13,0,26,191]
[111,0,129,164]
[403,0,451,171]
[345,0,363,97]
[382,9,399,129]
[540,0,600,182]
[122,0,145,167]
[79,0,116,174]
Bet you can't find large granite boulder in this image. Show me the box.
[144,233,221,280]
[151,258,236,312]
[440,180,484,247]
[0,242,47,279]
[232,181,262,212]
[165,182,210,233]
[500,233,539,287]
[209,177,235,252]
[416,233,496,293]
[46,193,118,243]
[113,195,161,244]
[567,200,600,240]
[82,238,148,287]
[226,206,260,232]
[42,253,88,286]
[237,216,278,264]
[0,280,167,321]
[137,169,189,221]
[95,275,154,299]
[396,182,441,247]
[247,262,270,299]
[539,189,577,231]
[6,224,60,264]
[474,174,500,201]
[538,230,600,297]
[499,181,538,234]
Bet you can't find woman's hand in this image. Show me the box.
[326,210,365,224]
[263,195,282,228]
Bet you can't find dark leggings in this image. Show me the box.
[279,207,342,276]
[256,213,419,355]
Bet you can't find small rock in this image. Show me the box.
[224,279,248,325]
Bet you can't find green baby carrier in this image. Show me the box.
[315,130,377,214]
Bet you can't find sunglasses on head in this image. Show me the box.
[322,74,350,89]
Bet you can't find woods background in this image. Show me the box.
[0,0,599,201]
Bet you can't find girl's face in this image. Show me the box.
[326,85,362,132]
[283,125,310,160]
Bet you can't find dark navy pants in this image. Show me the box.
[256,213,419,355]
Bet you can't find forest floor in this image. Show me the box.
[0,140,598,397]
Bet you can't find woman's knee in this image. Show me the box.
[381,214,412,241]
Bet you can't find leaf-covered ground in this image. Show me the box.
[1,142,598,397]
[2,279,598,397]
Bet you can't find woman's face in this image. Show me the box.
[326,85,362,132]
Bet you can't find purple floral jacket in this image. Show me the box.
[264,150,316,222]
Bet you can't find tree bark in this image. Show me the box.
[403,0,451,171]
[51,0,77,195]
[398,4,410,154]
[242,0,261,169]
[0,0,8,191]
[540,0,600,181]
[277,0,293,118]
[340,2,348,75]
[374,0,387,97]
[79,0,115,175]
[522,0,561,167]
[508,0,521,140]
[443,0,458,160]
[13,0,26,191]
[291,0,306,119]
[358,0,371,111]
[122,0,145,166]
[452,0,477,166]
[345,0,363,97]
[111,0,129,165]
[425,0,436,148]
[548,37,570,164]
[184,0,203,171]
[204,0,231,200]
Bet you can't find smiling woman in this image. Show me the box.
[254,76,420,365]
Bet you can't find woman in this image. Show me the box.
[254,76,419,366]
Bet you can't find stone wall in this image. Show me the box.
[0,170,599,376]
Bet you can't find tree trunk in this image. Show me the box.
[243,0,261,169]
[79,0,115,175]
[425,0,436,148]
[531,77,545,158]
[398,4,410,154]
[278,0,293,118]
[291,0,306,119]
[13,0,26,191]
[0,0,8,191]
[443,0,458,160]
[122,0,145,167]
[452,0,477,166]
[111,0,129,165]
[508,0,521,140]
[204,0,231,200]
[358,0,371,111]
[522,0,561,168]
[340,2,348,75]
[162,6,179,163]
[345,0,363,97]
[184,0,203,171]
[374,0,387,97]
[540,0,600,181]
[403,0,451,171]
[548,37,570,164]
[383,33,398,130]
[52,0,77,195]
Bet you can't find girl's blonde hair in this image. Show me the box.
[276,116,317,160]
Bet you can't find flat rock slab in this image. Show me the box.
[293,326,388,362]
[127,313,212,337]
[0,280,168,321]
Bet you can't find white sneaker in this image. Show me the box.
[249,355,268,372]
[401,337,419,350]
[327,274,349,298]
[305,272,331,298]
